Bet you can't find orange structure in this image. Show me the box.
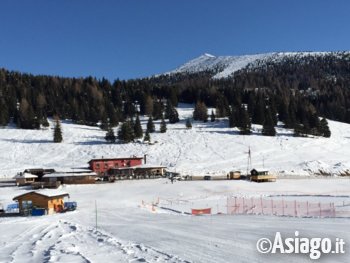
[191,208,211,215]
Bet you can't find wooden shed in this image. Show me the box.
[14,173,38,186]
[13,191,69,215]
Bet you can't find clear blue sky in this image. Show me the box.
[0,0,349,81]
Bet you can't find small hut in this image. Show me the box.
[14,173,38,186]
[13,190,69,215]
[227,171,241,180]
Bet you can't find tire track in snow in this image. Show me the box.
[5,219,190,263]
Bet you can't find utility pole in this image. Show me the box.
[246,146,252,176]
[95,200,98,231]
[262,154,265,169]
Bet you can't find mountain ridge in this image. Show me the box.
[164,51,350,79]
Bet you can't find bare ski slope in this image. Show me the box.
[0,104,350,178]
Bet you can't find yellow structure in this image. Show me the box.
[13,191,69,215]
[250,169,276,182]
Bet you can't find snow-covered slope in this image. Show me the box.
[0,104,350,178]
[165,52,349,79]
[1,105,350,263]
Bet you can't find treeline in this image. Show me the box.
[0,52,349,139]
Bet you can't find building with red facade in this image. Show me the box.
[88,156,144,175]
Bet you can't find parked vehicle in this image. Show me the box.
[64,201,77,212]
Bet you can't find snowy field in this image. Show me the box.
[1,104,350,262]
[1,179,350,263]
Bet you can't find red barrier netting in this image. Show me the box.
[227,197,336,217]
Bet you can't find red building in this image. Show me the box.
[88,156,144,175]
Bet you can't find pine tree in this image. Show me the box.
[118,120,135,143]
[0,101,9,126]
[53,119,63,143]
[144,95,153,116]
[18,98,36,129]
[193,101,208,122]
[186,118,192,129]
[152,100,163,120]
[147,116,155,133]
[106,103,119,127]
[210,110,216,122]
[134,115,143,138]
[160,116,167,133]
[99,114,109,131]
[168,108,180,123]
[41,117,50,128]
[165,100,173,119]
[166,100,180,123]
[293,124,304,137]
[144,130,151,142]
[229,107,238,128]
[319,118,331,138]
[105,126,116,143]
[238,106,251,135]
[262,108,276,136]
[286,98,297,128]
[252,95,265,125]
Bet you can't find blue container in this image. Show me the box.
[31,208,46,216]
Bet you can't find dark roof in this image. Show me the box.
[88,157,143,163]
[109,165,166,171]
[13,191,69,200]
[24,168,55,172]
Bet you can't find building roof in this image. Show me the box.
[14,173,38,179]
[109,167,135,171]
[251,168,269,172]
[109,164,167,171]
[88,157,143,163]
[13,190,69,200]
[43,172,97,178]
[134,164,167,169]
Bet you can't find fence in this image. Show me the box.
[227,197,336,217]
